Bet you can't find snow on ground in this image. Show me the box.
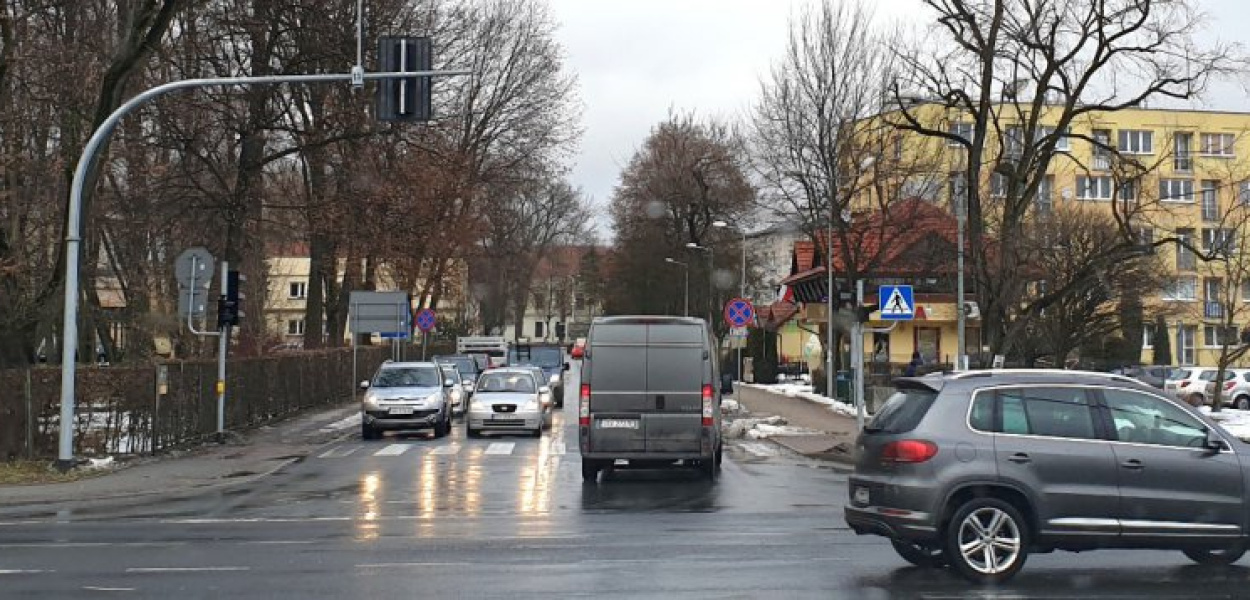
[720,399,741,414]
[753,383,872,418]
[318,412,361,433]
[746,423,821,439]
[1200,407,1250,442]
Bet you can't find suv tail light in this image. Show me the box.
[1179,380,1190,388]
[881,440,939,464]
[702,384,715,426]
[1226,381,1237,391]
[579,383,591,426]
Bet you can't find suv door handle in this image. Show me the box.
[1121,459,1144,470]
[1006,453,1031,464]
[656,395,666,410]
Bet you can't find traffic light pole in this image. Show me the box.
[217,261,229,436]
[56,68,472,471]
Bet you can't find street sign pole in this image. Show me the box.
[854,279,865,432]
[423,331,429,361]
[216,261,229,437]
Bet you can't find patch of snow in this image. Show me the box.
[745,423,822,439]
[723,416,789,439]
[720,399,741,414]
[319,412,361,433]
[83,456,115,470]
[1203,407,1250,442]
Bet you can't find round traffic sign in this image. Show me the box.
[415,308,438,333]
[724,298,755,328]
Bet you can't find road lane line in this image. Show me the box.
[125,567,249,573]
[82,587,135,592]
[550,441,566,455]
[356,562,468,569]
[240,540,316,545]
[485,442,515,455]
[431,444,460,455]
[0,569,53,574]
[374,444,410,457]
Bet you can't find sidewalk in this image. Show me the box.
[0,402,361,514]
[731,383,861,467]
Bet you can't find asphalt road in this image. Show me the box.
[5,375,1250,598]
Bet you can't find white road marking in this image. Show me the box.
[125,566,249,573]
[318,413,361,432]
[550,441,567,455]
[373,444,410,457]
[485,442,515,455]
[0,569,53,574]
[431,444,460,455]
[240,540,315,546]
[317,446,358,458]
[0,542,185,549]
[82,586,135,592]
[356,562,467,569]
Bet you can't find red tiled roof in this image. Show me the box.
[757,301,800,330]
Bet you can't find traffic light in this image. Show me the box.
[217,270,245,328]
[376,36,433,122]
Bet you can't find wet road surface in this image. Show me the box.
[4,377,1250,597]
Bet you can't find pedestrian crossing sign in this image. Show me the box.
[879,285,915,320]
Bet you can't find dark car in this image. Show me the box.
[1116,365,1170,389]
[845,369,1245,584]
[508,343,567,407]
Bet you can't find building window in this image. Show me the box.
[1160,178,1194,202]
[1243,280,1250,303]
[1162,276,1198,301]
[948,122,973,146]
[1004,126,1024,158]
[288,282,307,299]
[1200,132,1236,157]
[287,319,306,336]
[1180,325,1197,365]
[534,321,545,339]
[1143,323,1154,349]
[900,176,940,202]
[1204,324,1237,348]
[1201,180,1219,221]
[1118,129,1154,154]
[1039,126,1070,151]
[949,173,968,210]
[1117,179,1138,203]
[1176,228,1197,270]
[1036,175,1053,214]
[1202,228,1236,255]
[1076,176,1113,200]
[1135,226,1154,246]
[1174,132,1193,172]
[1092,129,1112,170]
[990,173,1008,198]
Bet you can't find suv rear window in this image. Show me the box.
[865,389,938,434]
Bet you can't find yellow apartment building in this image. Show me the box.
[775,103,1250,371]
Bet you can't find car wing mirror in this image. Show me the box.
[539,386,551,395]
[1204,427,1228,454]
[359,380,370,390]
[444,379,456,388]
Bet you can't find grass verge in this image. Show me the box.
[0,460,99,485]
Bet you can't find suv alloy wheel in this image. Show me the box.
[945,497,1030,584]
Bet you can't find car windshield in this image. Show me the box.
[1168,368,1193,380]
[508,346,562,368]
[373,367,441,388]
[477,373,536,394]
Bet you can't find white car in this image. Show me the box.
[1168,367,1222,406]
[1205,368,1250,409]
[466,368,551,438]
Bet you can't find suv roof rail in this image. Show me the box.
[948,368,1136,382]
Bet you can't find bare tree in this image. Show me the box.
[889,0,1239,359]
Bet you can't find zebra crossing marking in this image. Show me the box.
[485,443,515,455]
[374,444,410,457]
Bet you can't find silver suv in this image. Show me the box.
[359,361,455,440]
[846,369,1246,584]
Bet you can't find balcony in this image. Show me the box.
[1206,301,1225,319]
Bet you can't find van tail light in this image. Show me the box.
[1226,381,1237,391]
[880,440,939,464]
[579,384,591,426]
[1179,380,1190,388]
[702,384,715,426]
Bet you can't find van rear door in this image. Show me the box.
[587,323,648,453]
[643,323,705,453]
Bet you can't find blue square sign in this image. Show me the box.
[879,285,915,321]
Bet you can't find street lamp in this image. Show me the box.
[686,242,714,323]
[713,220,747,382]
[664,257,690,317]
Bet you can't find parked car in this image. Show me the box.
[1117,365,1170,389]
[359,362,455,440]
[508,343,568,407]
[439,364,468,416]
[466,368,550,438]
[579,316,723,482]
[570,337,587,359]
[1165,367,1221,405]
[846,369,1245,585]
[1206,369,1250,409]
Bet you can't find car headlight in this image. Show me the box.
[362,393,380,409]
[549,374,560,385]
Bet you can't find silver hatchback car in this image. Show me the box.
[466,368,551,438]
[846,369,1248,584]
[359,362,455,440]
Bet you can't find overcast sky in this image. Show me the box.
[547,0,1250,237]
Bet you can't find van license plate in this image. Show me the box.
[854,487,870,505]
[388,407,415,415]
[599,419,639,429]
